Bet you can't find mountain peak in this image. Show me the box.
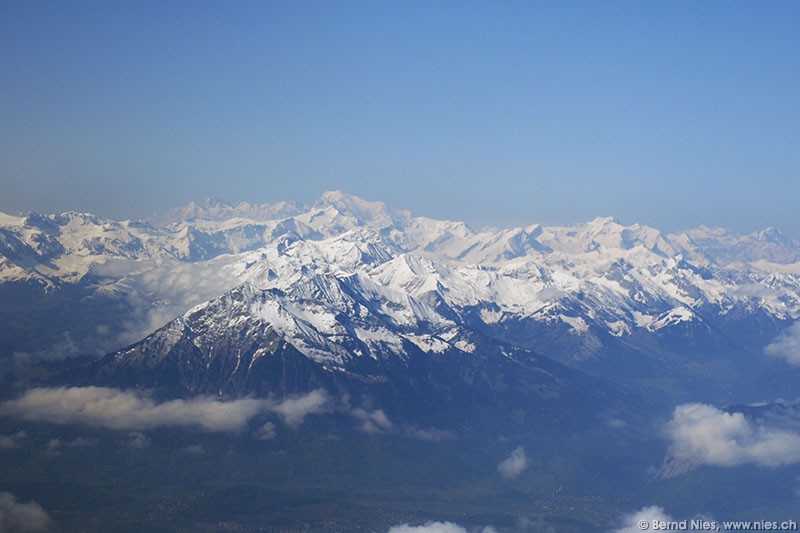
[315,191,385,211]
[755,226,787,242]
[0,211,25,226]
[203,197,232,209]
[317,190,351,203]
[587,216,621,227]
[312,191,400,226]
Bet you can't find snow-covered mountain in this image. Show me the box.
[7,191,800,530]
[3,191,800,402]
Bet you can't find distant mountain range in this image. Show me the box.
[3,191,800,400]
[3,192,800,530]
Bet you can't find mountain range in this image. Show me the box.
[2,192,800,531]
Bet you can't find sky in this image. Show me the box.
[1,1,799,235]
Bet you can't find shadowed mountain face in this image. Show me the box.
[81,277,660,429]
[3,193,800,530]
[23,276,666,531]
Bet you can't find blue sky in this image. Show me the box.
[1,1,798,234]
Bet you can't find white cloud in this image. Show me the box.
[0,431,26,450]
[270,389,329,428]
[127,432,149,449]
[0,387,329,433]
[498,446,529,479]
[3,257,245,364]
[403,426,452,441]
[387,522,496,533]
[352,408,393,434]
[665,403,800,468]
[9,257,240,364]
[90,257,243,352]
[180,444,204,455]
[387,523,466,533]
[765,322,800,365]
[253,422,277,440]
[0,387,267,433]
[608,418,627,429]
[613,506,718,533]
[613,506,674,533]
[0,491,52,532]
[65,437,96,448]
[44,439,61,457]
[517,515,556,532]
[387,523,464,533]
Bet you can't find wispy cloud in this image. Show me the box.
[0,386,452,445]
[101,258,242,349]
[613,506,718,533]
[607,418,627,429]
[613,506,675,533]
[65,437,96,448]
[0,492,52,532]
[44,438,61,456]
[498,446,529,479]
[0,387,329,433]
[5,255,241,366]
[352,407,393,434]
[253,421,276,440]
[765,322,800,366]
[0,387,266,432]
[517,515,556,532]
[11,257,244,364]
[269,389,330,428]
[388,522,466,533]
[40,436,96,457]
[665,403,800,468]
[127,432,149,448]
[403,426,452,441]
[0,431,27,449]
[387,522,497,533]
[180,444,205,455]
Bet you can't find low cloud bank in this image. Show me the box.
[665,403,800,468]
[10,257,243,364]
[270,389,329,428]
[1,386,454,442]
[0,492,52,532]
[0,387,328,433]
[91,257,243,352]
[387,522,496,533]
[0,387,266,432]
[498,446,529,479]
[765,321,800,366]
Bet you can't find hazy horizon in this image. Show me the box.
[0,189,796,238]
[2,1,799,235]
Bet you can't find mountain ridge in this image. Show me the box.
[3,191,800,404]
[5,192,800,530]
